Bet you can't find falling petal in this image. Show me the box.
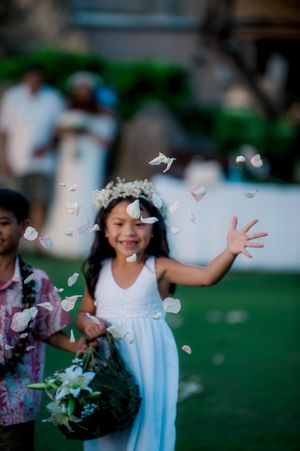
[58,182,78,192]
[188,212,197,225]
[37,302,54,311]
[189,184,207,202]
[140,216,158,224]
[163,157,176,173]
[77,218,92,235]
[226,310,249,324]
[66,202,81,215]
[152,193,163,208]
[126,200,140,219]
[206,310,223,323]
[61,295,82,312]
[126,253,137,263]
[250,153,263,168]
[26,346,35,352]
[67,272,79,287]
[148,152,168,165]
[212,354,225,365]
[89,224,100,232]
[11,310,32,332]
[178,377,204,402]
[5,344,14,350]
[181,345,192,354]
[107,324,128,340]
[24,273,38,284]
[54,286,64,293]
[86,313,100,324]
[152,312,162,320]
[70,329,75,343]
[24,226,38,241]
[168,201,180,214]
[170,227,180,235]
[64,228,74,237]
[39,235,53,249]
[236,155,246,164]
[163,297,181,314]
[243,189,259,198]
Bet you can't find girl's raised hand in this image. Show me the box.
[227,217,268,258]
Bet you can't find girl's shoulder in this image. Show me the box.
[155,256,174,279]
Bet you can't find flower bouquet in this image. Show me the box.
[28,333,141,440]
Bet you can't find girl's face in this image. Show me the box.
[104,200,153,260]
[0,208,27,255]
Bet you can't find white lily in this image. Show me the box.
[46,401,81,430]
[56,365,95,400]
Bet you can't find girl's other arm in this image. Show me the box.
[159,217,267,287]
[77,288,106,339]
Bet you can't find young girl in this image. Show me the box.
[77,178,267,451]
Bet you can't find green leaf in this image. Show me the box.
[68,397,75,416]
[27,382,49,390]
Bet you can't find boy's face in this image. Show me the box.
[0,208,28,255]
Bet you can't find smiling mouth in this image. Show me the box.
[119,240,138,248]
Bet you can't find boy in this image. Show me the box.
[0,188,85,451]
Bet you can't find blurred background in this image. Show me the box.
[0,1,299,450]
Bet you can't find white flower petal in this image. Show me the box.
[250,153,263,168]
[23,226,38,241]
[152,312,162,320]
[54,286,64,293]
[89,224,100,232]
[243,189,259,198]
[37,302,54,311]
[236,155,246,164]
[5,344,14,350]
[67,272,79,287]
[212,354,225,365]
[39,234,53,249]
[66,202,81,215]
[77,218,92,235]
[70,329,75,343]
[140,216,158,224]
[61,295,82,312]
[85,313,100,324]
[188,212,197,225]
[126,200,140,219]
[24,273,38,284]
[163,297,181,314]
[163,157,176,173]
[170,227,180,235]
[126,253,137,263]
[168,201,180,214]
[148,152,168,165]
[11,311,31,332]
[189,184,207,202]
[107,324,128,340]
[64,228,74,237]
[181,345,192,354]
[152,193,163,208]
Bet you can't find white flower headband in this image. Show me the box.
[92,178,166,214]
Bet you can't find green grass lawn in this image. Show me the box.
[25,254,300,451]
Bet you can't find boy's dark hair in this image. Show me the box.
[0,189,29,222]
[83,196,174,298]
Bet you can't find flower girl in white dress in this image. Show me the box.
[77,179,267,451]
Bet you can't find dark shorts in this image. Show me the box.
[16,173,53,205]
[0,420,35,451]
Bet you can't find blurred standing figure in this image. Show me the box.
[44,71,117,258]
[0,65,64,232]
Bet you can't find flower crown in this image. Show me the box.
[92,178,164,212]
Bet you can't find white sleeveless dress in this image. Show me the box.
[84,256,179,451]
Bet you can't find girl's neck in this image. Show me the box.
[0,254,17,282]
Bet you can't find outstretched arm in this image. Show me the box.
[158,217,268,287]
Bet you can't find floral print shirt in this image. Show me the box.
[0,259,72,425]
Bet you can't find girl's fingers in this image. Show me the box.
[247,232,268,240]
[246,242,264,248]
[240,218,259,234]
[241,248,253,258]
[230,216,238,231]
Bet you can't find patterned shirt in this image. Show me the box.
[0,259,72,425]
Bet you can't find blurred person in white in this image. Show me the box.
[0,65,64,233]
[44,71,117,258]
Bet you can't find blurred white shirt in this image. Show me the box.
[0,83,64,176]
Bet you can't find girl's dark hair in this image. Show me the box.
[0,189,29,222]
[83,196,175,298]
